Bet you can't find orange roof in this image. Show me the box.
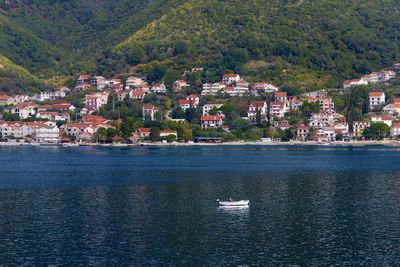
[143,105,157,110]
[392,98,400,103]
[250,101,265,107]
[83,115,107,124]
[369,92,384,97]
[275,92,287,97]
[201,115,222,121]
[223,73,239,78]
[179,99,191,105]
[139,128,151,133]
[133,91,144,96]
[0,95,11,100]
[270,102,285,108]
[392,123,400,128]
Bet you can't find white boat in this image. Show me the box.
[217,199,249,207]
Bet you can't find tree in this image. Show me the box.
[106,128,118,142]
[126,45,146,65]
[300,101,320,118]
[166,134,177,142]
[363,122,390,140]
[149,127,160,141]
[95,127,107,143]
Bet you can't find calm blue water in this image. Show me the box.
[1,145,400,266]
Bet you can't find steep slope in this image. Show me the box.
[0,54,48,93]
[0,13,65,76]
[115,0,400,89]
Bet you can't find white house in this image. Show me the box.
[269,102,288,118]
[151,83,167,93]
[222,74,240,85]
[36,125,60,143]
[371,115,392,127]
[247,101,268,123]
[200,115,223,129]
[203,104,223,116]
[173,80,189,92]
[390,123,400,138]
[252,82,279,95]
[143,105,159,121]
[369,92,385,108]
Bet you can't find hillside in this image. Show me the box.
[115,0,400,89]
[1,0,400,91]
[0,54,49,94]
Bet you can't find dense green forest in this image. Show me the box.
[1,0,400,91]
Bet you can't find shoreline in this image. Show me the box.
[1,140,400,147]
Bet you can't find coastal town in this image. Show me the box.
[1,64,400,146]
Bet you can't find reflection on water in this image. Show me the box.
[0,146,400,265]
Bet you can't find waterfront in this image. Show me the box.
[1,146,400,265]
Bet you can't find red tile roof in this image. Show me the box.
[369,91,384,97]
[201,115,222,121]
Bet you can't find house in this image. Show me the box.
[0,95,13,106]
[222,74,240,85]
[317,127,336,142]
[117,90,132,101]
[303,97,334,111]
[252,82,279,95]
[371,115,392,127]
[51,102,75,112]
[302,90,328,98]
[201,82,226,96]
[247,101,268,123]
[179,99,195,111]
[203,104,223,116]
[143,105,159,121]
[132,90,145,101]
[173,80,189,92]
[269,102,288,118]
[383,103,400,116]
[274,120,291,130]
[160,130,178,140]
[390,123,400,138]
[343,79,368,88]
[369,92,385,108]
[275,92,288,103]
[11,102,37,119]
[353,121,370,138]
[13,94,29,104]
[83,115,108,124]
[333,120,349,136]
[186,95,199,106]
[200,115,223,129]
[288,97,303,110]
[392,98,400,104]
[84,96,102,113]
[35,125,60,143]
[77,74,91,84]
[151,83,167,93]
[84,92,109,113]
[135,84,150,93]
[74,82,91,91]
[126,76,146,88]
[138,128,151,139]
[61,123,93,139]
[297,125,310,141]
[90,76,106,90]
[36,112,70,122]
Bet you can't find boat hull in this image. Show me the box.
[218,200,249,207]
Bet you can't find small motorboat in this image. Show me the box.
[217,199,249,207]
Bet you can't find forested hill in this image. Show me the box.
[1,0,400,91]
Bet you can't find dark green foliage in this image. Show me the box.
[363,122,390,140]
